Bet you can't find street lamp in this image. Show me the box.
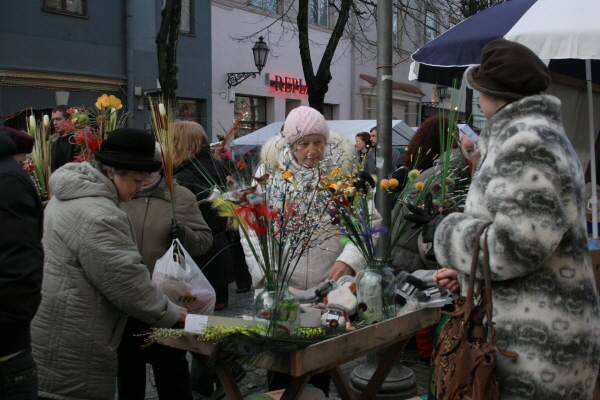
[227,36,270,89]
[435,85,449,101]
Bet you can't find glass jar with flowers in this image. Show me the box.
[322,170,394,324]
[211,164,336,336]
[355,259,396,324]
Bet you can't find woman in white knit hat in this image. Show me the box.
[241,106,381,395]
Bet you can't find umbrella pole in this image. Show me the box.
[586,59,598,239]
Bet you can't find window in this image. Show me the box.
[235,95,267,137]
[285,99,301,118]
[180,0,192,34]
[177,98,202,124]
[322,104,334,121]
[43,0,85,15]
[425,10,438,43]
[251,0,277,13]
[310,0,329,28]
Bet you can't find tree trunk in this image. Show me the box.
[156,0,182,106]
[297,0,351,112]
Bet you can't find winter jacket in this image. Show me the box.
[174,148,234,289]
[31,162,180,400]
[119,175,212,274]
[434,95,600,399]
[49,132,79,172]
[392,147,470,273]
[364,145,403,175]
[242,131,381,291]
[0,151,44,358]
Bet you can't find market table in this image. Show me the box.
[159,307,440,400]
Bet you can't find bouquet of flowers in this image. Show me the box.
[148,98,177,222]
[60,94,129,163]
[318,166,395,323]
[211,161,342,335]
[384,108,471,272]
[25,113,52,199]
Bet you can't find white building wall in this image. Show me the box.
[211,0,352,140]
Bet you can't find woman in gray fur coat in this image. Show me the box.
[432,39,600,399]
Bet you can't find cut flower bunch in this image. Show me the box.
[60,94,129,163]
[25,113,52,199]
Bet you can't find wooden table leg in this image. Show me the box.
[358,339,409,400]
[279,373,311,400]
[329,365,357,400]
[216,366,244,400]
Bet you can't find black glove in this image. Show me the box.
[404,192,445,244]
[170,223,186,242]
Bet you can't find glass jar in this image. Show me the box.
[356,262,396,324]
[253,283,300,336]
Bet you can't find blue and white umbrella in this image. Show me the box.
[409,0,600,236]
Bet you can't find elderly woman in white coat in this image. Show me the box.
[32,128,186,400]
[241,106,380,395]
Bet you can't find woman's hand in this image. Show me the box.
[328,261,353,281]
[433,268,460,293]
[177,307,188,324]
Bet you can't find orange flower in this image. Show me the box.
[282,170,293,180]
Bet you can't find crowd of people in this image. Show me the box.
[1,38,599,400]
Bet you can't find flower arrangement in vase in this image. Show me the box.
[318,167,393,324]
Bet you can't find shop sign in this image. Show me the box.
[269,75,308,94]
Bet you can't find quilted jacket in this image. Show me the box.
[31,162,180,400]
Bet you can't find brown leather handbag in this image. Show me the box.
[431,222,517,400]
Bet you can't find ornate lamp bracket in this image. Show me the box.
[227,72,258,89]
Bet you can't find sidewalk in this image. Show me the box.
[139,283,432,399]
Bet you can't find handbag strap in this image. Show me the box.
[463,222,493,317]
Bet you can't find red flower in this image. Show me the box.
[87,138,104,153]
[235,204,278,235]
[74,137,86,142]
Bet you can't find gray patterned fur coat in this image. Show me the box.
[434,94,600,399]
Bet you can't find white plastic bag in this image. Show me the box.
[152,239,216,315]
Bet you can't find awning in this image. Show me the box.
[360,74,425,96]
[0,69,126,92]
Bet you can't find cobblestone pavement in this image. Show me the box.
[138,283,432,400]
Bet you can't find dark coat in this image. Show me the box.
[174,147,234,288]
[0,150,44,357]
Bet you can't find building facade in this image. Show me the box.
[0,0,212,135]
[0,0,481,139]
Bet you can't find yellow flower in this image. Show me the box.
[95,94,123,110]
[95,94,110,110]
[282,170,293,180]
[330,169,341,177]
[108,95,123,110]
[388,179,399,190]
[415,181,425,190]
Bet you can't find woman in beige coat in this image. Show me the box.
[117,161,212,400]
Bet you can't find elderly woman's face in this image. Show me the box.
[291,134,326,168]
[107,170,149,202]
